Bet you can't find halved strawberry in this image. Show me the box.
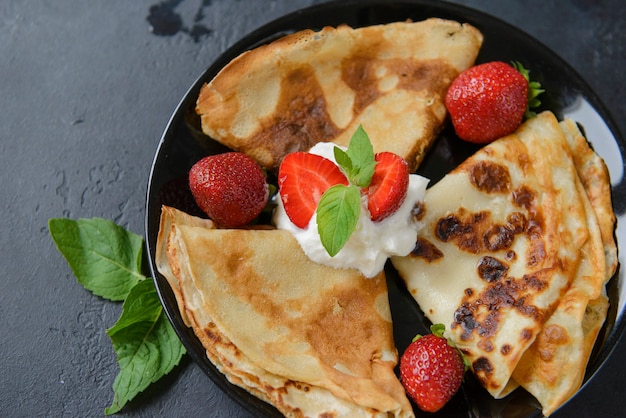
[278,152,349,228]
[366,152,409,222]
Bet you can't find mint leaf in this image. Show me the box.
[346,125,377,187]
[334,125,376,188]
[49,218,145,301]
[316,184,361,256]
[333,146,353,174]
[107,278,162,335]
[105,279,186,415]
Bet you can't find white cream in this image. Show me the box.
[273,142,429,278]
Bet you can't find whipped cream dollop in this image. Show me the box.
[273,142,429,278]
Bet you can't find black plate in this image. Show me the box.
[145,1,626,416]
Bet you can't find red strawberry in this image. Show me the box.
[189,152,269,227]
[278,152,349,228]
[400,325,465,413]
[445,61,532,144]
[366,152,409,222]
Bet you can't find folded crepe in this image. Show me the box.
[196,18,483,171]
[391,111,614,414]
[509,119,616,416]
[560,118,617,277]
[156,206,414,418]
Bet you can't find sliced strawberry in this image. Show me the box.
[278,152,349,228]
[366,152,409,222]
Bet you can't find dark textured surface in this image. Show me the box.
[1,0,625,417]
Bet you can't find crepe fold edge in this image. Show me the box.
[509,117,616,416]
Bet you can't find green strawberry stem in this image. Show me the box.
[512,61,545,119]
[415,323,471,371]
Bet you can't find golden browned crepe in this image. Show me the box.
[156,206,414,418]
[391,112,613,414]
[196,18,483,171]
[509,119,616,416]
[560,118,618,278]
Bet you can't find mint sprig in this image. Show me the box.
[49,218,185,415]
[316,126,377,256]
[333,125,377,187]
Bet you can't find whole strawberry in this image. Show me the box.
[189,152,269,227]
[445,61,542,144]
[400,324,465,413]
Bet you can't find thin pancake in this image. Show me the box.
[511,190,606,416]
[196,18,483,171]
[391,112,589,399]
[156,206,414,418]
[511,292,608,416]
[510,120,614,416]
[560,119,618,278]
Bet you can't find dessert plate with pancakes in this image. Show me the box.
[145,1,626,416]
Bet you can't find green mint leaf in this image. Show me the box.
[106,279,162,335]
[347,125,376,171]
[49,218,145,301]
[105,279,186,415]
[333,125,377,188]
[333,146,353,174]
[316,184,361,257]
[346,125,377,187]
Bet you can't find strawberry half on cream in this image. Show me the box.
[273,128,428,278]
